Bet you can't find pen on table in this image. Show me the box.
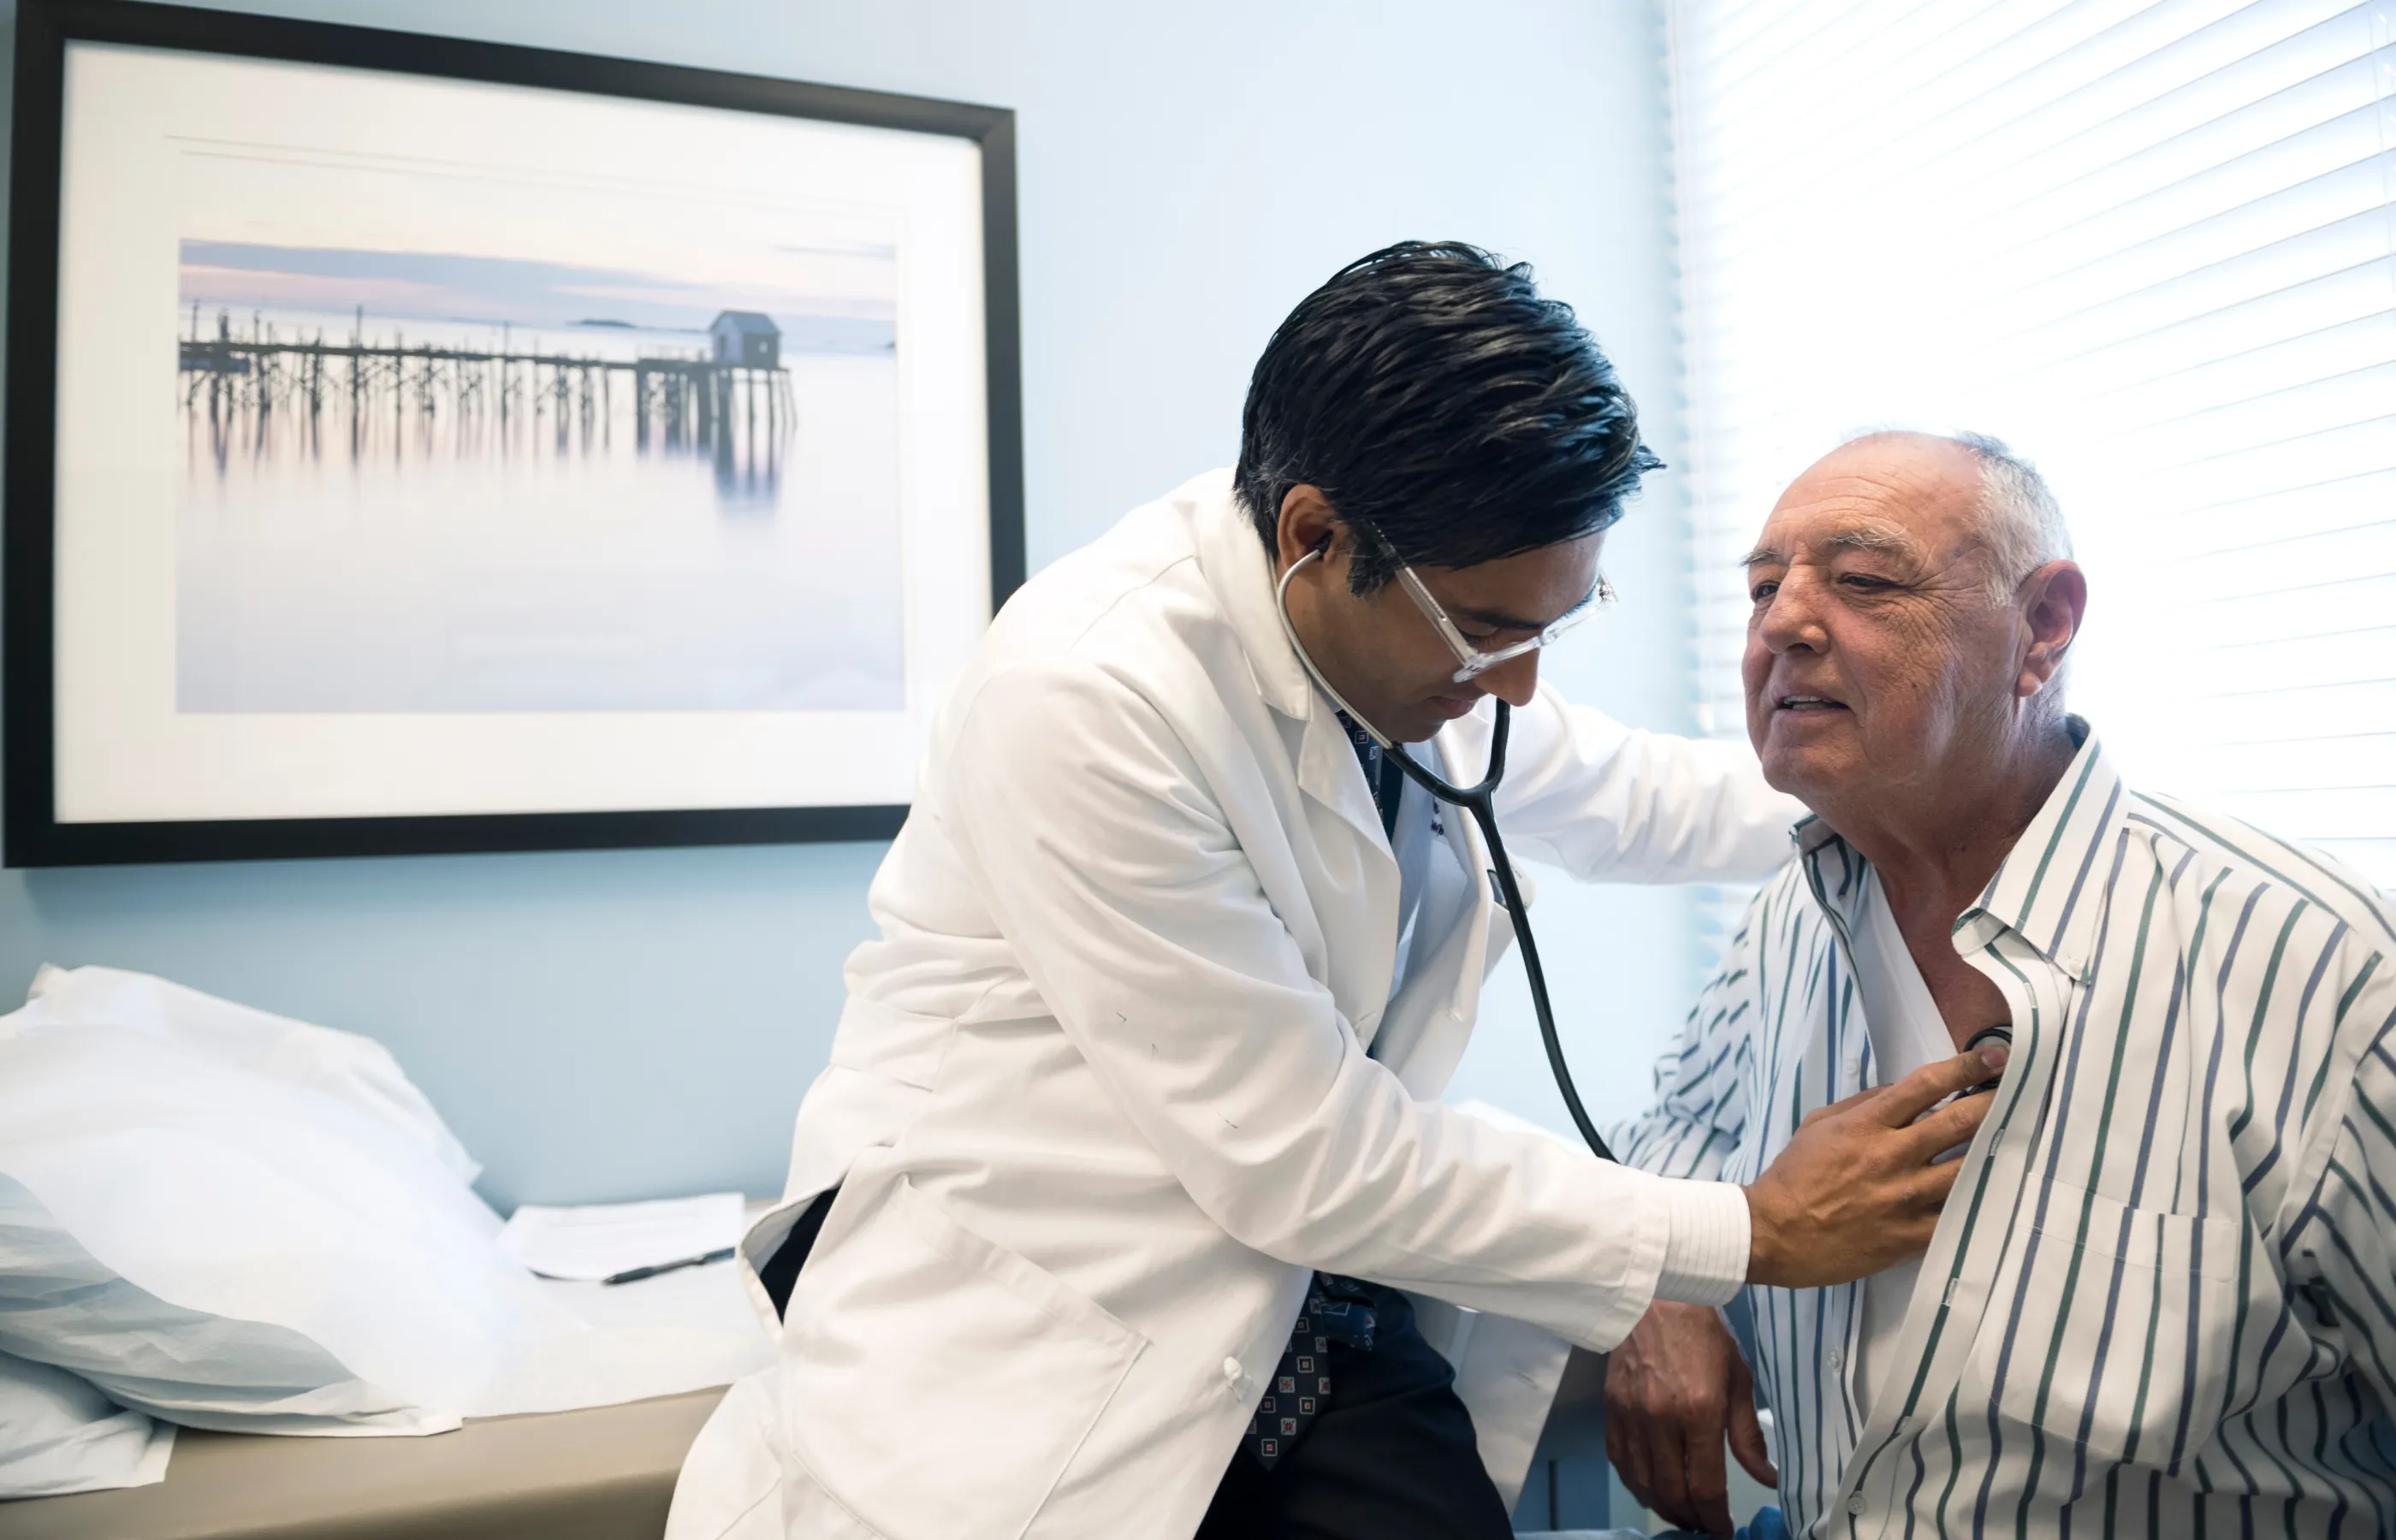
[603,1247,737,1286]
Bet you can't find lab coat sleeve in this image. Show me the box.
[940,660,1747,1348]
[1491,683,1802,885]
[1602,884,1769,1182]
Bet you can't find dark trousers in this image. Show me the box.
[761,1193,1512,1540]
[1193,1282,1514,1540]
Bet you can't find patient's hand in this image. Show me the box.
[1741,1046,2003,1288]
[1605,1300,1776,1540]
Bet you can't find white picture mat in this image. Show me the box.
[51,42,991,824]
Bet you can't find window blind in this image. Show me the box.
[1665,0,2396,912]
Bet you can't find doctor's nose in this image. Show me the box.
[1477,650,1539,708]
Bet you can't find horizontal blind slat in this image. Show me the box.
[1670,0,2396,895]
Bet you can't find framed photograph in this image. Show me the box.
[4,0,1023,866]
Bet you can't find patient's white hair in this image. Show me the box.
[1954,431,2073,601]
[1843,429,2073,602]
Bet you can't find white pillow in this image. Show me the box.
[0,992,535,1424]
[9,965,479,1186]
[0,1172,449,1435]
[0,1350,174,1498]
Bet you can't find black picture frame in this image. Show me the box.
[3,0,1023,867]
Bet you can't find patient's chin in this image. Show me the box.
[1758,743,1851,805]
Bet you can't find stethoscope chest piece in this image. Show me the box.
[1960,1024,2012,1097]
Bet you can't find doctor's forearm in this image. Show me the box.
[1168,1090,1748,1351]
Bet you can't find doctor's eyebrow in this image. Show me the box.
[1448,584,1598,633]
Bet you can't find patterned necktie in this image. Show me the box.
[1337,713,1408,838]
[1236,722,1409,1469]
[1242,1274,1379,1468]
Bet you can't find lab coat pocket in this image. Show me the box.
[782,1178,1146,1539]
[1987,1181,2240,1473]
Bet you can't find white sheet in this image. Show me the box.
[0,967,774,1426]
[0,1351,174,1499]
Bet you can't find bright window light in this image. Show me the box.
[1668,0,2396,891]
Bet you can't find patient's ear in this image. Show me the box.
[2015,560,2086,699]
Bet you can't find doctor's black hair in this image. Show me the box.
[1234,240,1660,595]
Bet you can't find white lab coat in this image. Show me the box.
[666,470,1799,1540]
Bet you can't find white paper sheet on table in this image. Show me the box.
[497,1194,745,1283]
[488,1197,772,1417]
[498,1259,773,1417]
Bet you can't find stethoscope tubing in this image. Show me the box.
[1274,550,1616,1164]
[1456,786,1616,1162]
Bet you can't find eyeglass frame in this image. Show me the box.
[1367,538,1616,684]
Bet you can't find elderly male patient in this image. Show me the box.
[1604,430,2396,1537]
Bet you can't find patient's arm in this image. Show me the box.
[1604,887,1770,1181]
[2292,989,2396,1423]
[1605,1300,1775,1540]
[1601,890,1776,1537]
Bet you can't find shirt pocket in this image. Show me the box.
[781,1176,1148,1539]
[1985,1179,2242,1473]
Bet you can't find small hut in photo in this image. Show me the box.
[710,311,780,368]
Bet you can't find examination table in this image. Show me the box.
[4,1388,726,1540]
[4,1352,1648,1537]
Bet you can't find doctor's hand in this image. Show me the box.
[1605,1301,1776,1540]
[1740,1045,2005,1289]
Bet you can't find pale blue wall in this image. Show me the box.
[0,0,1696,1207]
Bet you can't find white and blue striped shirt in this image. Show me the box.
[1613,725,2396,1537]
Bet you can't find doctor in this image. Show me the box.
[667,242,2002,1540]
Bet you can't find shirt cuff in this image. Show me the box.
[1652,1179,1750,1306]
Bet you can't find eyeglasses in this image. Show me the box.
[1388,561,1616,684]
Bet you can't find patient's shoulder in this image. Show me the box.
[1709,856,1824,967]
[2123,789,2395,964]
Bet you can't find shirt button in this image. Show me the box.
[1222,1357,1242,1382]
[1827,1348,1845,1371]
[1847,1495,1867,1515]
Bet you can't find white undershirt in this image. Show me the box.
[1845,869,1954,1423]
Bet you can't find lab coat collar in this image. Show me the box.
[1183,470,1389,847]
[1183,471,1308,716]
[1183,470,1499,842]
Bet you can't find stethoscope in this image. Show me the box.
[1276,548,1617,1163]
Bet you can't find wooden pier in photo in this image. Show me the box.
[176,308,795,457]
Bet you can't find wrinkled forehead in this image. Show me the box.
[1749,444,1986,567]
[1742,513,1927,571]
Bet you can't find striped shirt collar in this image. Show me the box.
[1790,717,2120,986]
